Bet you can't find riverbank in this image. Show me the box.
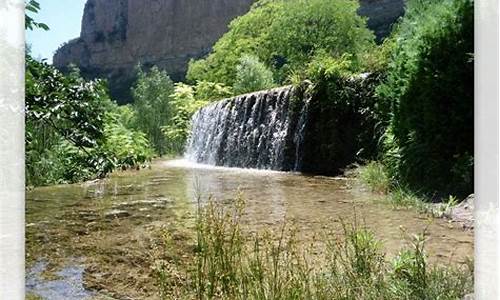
[356,161,474,230]
[26,159,474,299]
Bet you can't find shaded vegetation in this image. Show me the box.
[26,57,152,186]
[377,0,474,198]
[299,71,384,175]
[295,0,474,199]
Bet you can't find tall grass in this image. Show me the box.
[357,161,463,218]
[358,161,391,195]
[155,193,473,299]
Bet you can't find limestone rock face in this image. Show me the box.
[54,0,255,103]
[53,0,404,103]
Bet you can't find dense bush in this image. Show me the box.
[102,106,154,170]
[187,0,374,88]
[131,66,176,156]
[298,68,385,175]
[26,57,152,186]
[233,54,275,94]
[26,57,111,185]
[377,0,474,197]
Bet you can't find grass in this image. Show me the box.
[358,161,463,218]
[358,161,391,195]
[154,193,473,299]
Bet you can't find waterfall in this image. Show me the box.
[185,86,308,171]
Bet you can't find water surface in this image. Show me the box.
[26,159,473,299]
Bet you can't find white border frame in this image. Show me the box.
[475,0,500,298]
[0,0,25,298]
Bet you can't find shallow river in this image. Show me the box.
[26,159,473,299]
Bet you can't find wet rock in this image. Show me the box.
[105,210,130,219]
[112,199,173,209]
[78,211,98,221]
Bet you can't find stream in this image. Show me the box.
[26,159,473,299]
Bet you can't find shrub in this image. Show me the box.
[359,161,391,194]
[102,108,153,170]
[25,56,113,186]
[377,0,474,198]
[26,57,154,186]
[233,54,275,94]
[298,71,384,175]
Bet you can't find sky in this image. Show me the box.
[26,0,87,63]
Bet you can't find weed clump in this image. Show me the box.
[154,193,473,299]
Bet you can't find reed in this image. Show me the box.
[155,193,473,299]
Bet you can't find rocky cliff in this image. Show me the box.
[53,0,404,103]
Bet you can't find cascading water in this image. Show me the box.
[185,86,309,171]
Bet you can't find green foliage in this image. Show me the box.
[193,81,233,102]
[102,107,154,170]
[267,0,373,80]
[25,0,49,31]
[187,0,374,87]
[233,54,275,94]
[186,0,282,86]
[359,161,391,194]
[26,57,152,186]
[26,56,111,185]
[155,194,473,299]
[377,0,474,197]
[26,56,110,149]
[131,66,175,155]
[299,72,384,175]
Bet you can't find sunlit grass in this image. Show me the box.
[358,161,391,194]
[154,193,473,299]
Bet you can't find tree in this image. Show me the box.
[131,66,175,155]
[378,0,474,197]
[25,0,49,30]
[233,54,275,94]
[187,0,374,87]
[25,56,114,185]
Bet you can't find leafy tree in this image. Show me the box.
[25,0,152,186]
[187,0,374,87]
[25,56,113,185]
[233,54,275,94]
[102,107,153,170]
[131,66,175,155]
[25,0,49,30]
[378,0,474,197]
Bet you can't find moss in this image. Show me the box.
[299,72,383,175]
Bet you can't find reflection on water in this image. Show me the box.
[26,260,93,300]
[26,159,473,299]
